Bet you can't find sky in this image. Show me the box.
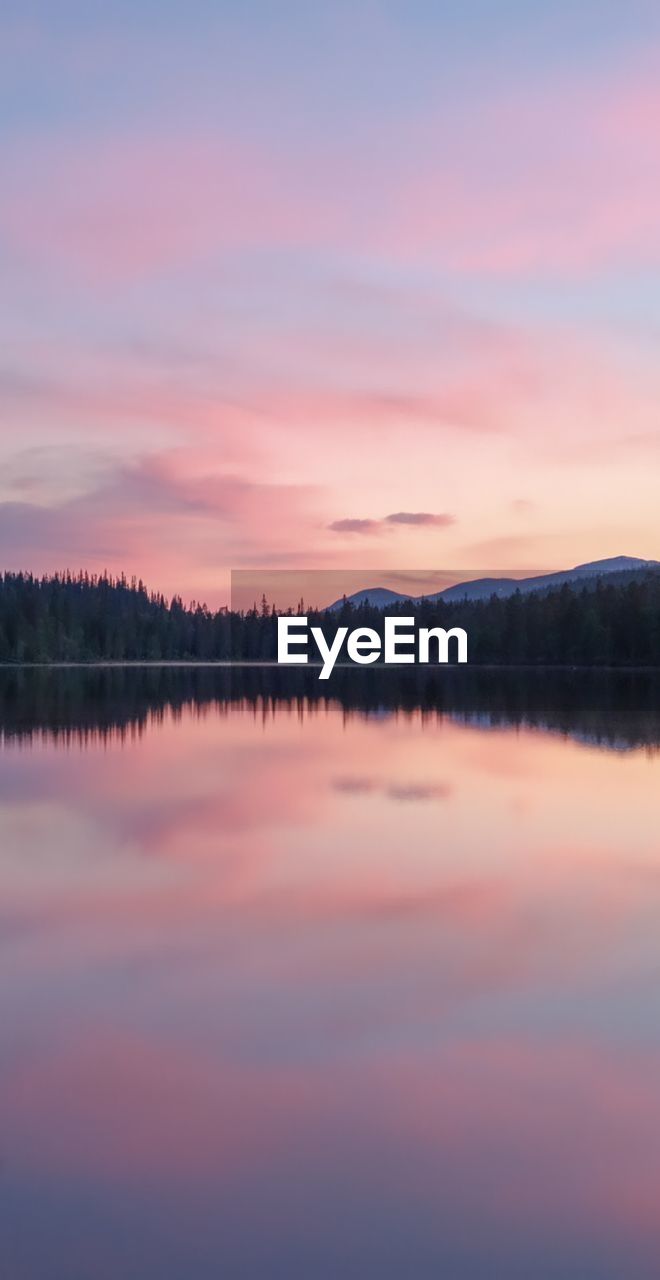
[2,0,660,605]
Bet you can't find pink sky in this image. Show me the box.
[1,5,659,603]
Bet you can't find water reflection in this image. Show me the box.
[1,668,660,1278]
[2,664,660,751]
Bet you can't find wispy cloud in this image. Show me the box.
[5,51,660,284]
[385,512,455,527]
[329,511,455,536]
[0,451,325,602]
[327,518,382,535]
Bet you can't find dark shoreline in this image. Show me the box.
[2,661,660,672]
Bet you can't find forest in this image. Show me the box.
[0,567,659,666]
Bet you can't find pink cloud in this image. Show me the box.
[329,511,456,536]
[5,57,660,282]
[385,511,455,527]
[328,517,382,535]
[1,132,337,284]
[0,452,326,603]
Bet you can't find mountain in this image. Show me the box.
[329,587,410,610]
[326,557,660,611]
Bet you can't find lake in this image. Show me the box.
[2,667,660,1278]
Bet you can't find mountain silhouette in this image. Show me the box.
[327,556,660,611]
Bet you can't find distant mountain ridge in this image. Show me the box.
[326,557,660,611]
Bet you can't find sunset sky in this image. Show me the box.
[2,1,660,604]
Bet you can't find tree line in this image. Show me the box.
[1,664,660,754]
[0,567,659,665]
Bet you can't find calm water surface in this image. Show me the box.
[2,669,660,1278]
